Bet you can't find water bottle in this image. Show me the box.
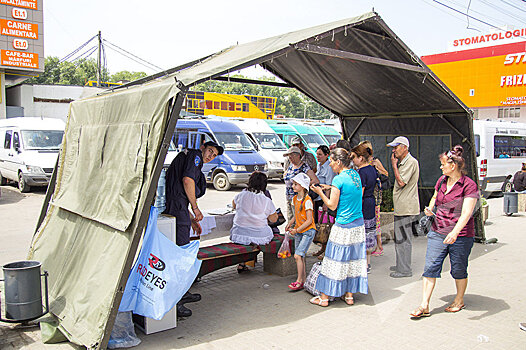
[154,168,166,213]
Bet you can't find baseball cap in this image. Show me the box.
[291,136,303,145]
[283,146,302,156]
[203,141,224,155]
[387,136,409,148]
[291,172,310,190]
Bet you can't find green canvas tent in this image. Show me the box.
[30,12,482,349]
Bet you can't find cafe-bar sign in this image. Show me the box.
[1,49,38,68]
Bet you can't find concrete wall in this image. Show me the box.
[6,84,102,121]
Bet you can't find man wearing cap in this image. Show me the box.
[164,140,223,316]
[284,136,318,173]
[387,136,420,278]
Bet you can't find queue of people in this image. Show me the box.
[165,134,481,317]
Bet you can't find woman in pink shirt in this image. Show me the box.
[410,145,479,318]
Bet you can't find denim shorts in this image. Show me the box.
[294,228,316,257]
[423,231,474,279]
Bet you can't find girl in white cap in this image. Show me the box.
[284,172,317,291]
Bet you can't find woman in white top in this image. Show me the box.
[231,172,278,271]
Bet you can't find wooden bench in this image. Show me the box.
[197,234,295,277]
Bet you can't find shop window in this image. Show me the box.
[235,103,242,111]
[498,107,520,118]
[205,100,213,109]
[221,101,228,110]
[214,101,220,109]
[228,102,235,111]
[242,103,249,112]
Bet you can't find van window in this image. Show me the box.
[284,134,298,147]
[474,134,480,157]
[493,135,526,158]
[13,132,20,150]
[173,130,189,149]
[214,132,254,151]
[21,130,64,150]
[323,134,340,145]
[4,130,12,149]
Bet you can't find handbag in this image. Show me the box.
[314,208,333,244]
[418,176,447,235]
[269,208,286,228]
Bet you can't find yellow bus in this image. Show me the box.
[84,81,124,88]
[184,91,277,119]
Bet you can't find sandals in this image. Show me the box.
[309,296,329,307]
[237,264,250,274]
[410,306,430,318]
[445,303,465,313]
[372,248,383,256]
[288,281,304,291]
[340,296,354,305]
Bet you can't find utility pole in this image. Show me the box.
[97,31,102,87]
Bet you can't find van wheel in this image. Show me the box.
[0,173,7,185]
[18,173,31,193]
[503,181,513,193]
[213,172,231,191]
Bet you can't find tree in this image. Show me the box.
[24,56,146,86]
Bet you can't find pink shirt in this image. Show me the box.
[432,175,479,238]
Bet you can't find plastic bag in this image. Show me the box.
[107,311,141,349]
[277,233,292,258]
[304,262,322,296]
[119,207,202,320]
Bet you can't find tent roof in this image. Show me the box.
[121,11,468,117]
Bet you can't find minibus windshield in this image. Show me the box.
[253,132,286,150]
[21,130,64,150]
[215,132,255,151]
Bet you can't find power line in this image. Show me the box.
[103,44,162,72]
[498,0,526,13]
[102,39,164,71]
[60,35,97,63]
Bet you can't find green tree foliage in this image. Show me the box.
[25,56,146,86]
[194,75,333,119]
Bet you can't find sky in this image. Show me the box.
[43,0,526,77]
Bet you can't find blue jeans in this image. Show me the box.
[423,231,474,279]
[294,228,316,257]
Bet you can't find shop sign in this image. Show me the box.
[0,18,38,39]
[1,49,38,68]
[13,38,27,50]
[0,0,37,10]
[11,8,27,20]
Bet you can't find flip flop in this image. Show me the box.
[410,306,430,318]
[445,303,465,313]
[288,282,304,291]
[309,296,329,307]
[340,296,354,305]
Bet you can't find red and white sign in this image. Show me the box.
[449,28,526,51]
[11,8,27,20]
[13,38,27,50]
[1,49,38,68]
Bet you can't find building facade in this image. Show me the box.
[422,29,526,123]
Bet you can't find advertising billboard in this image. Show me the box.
[422,40,526,108]
[0,0,44,83]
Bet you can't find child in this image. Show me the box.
[284,173,317,291]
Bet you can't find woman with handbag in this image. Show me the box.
[230,172,278,272]
[309,148,368,307]
[313,145,336,259]
[410,145,479,318]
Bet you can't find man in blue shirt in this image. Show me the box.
[164,140,223,317]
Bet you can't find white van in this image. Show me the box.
[0,117,65,192]
[230,118,287,179]
[473,119,526,193]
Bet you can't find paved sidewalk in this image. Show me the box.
[1,192,525,349]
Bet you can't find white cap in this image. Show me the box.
[387,136,409,148]
[291,173,310,190]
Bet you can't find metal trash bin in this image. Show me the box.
[1,261,48,323]
[503,192,519,216]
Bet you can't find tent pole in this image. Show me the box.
[346,117,366,141]
[34,157,58,235]
[435,114,474,149]
[294,43,429,74]
[99,83,187,350]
